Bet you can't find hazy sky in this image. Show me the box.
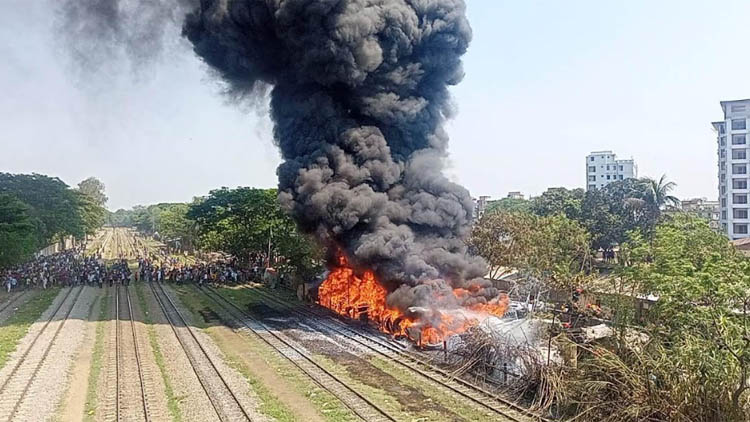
[2,1,749,210]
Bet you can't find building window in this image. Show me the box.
[606,175,611,180]
[733,149,747,160]
[733,134,746,145]
[722,198,727,207]
[733,119,747,130]
[733,164,747,175]
[732,105,747,112]
[733,179,748,189]
[590,156,594,162]
[619,165,623,171]
[619,175,623,180]
[734,209,748,219]
[721,150,727,158]
[722,210,728,220]
[721,185,727,195]
[588,175,596,182]
[734,194,748,204]
[588,166,595,172]
[734,224,748,234]
[721,136,726,146]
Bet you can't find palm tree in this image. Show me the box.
[643,175,679,210]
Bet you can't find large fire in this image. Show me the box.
[318,256,509,345]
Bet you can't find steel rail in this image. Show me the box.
[199,286,397,422]
[245,285,550,422]
[148,282,252,422]
[4,286,85,421]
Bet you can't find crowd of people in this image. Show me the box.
[1,249,138,292]
[2,239,268,295]
[136,256,248,286]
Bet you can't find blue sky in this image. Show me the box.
[2,1,749,209]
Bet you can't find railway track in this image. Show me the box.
[148,282,252,422]
[0,286,84,421]
[115,285,151,421]
[0,290,30,316]
[229,285,549,422]
[198,285,398,422]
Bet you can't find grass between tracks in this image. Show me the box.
[0,288,59,370]
[172,284,357,422]
[134,282,183,422]
[83,287,110,421]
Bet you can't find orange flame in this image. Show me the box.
[318,255,509,345]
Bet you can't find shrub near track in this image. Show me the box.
[0,288,60,370]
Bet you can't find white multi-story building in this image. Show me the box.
[681,198,720,231]
[713,99,750,239]
[585,151,637,190]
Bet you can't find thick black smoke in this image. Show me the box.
[60,0,498,313]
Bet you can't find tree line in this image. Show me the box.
[0,173,107,269]
[109,187,323,283]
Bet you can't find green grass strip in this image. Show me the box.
[84,287,110,421]
[0,288,60,370]
[135,282,182,422]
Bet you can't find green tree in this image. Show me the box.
[188,187,323,281]
[531,187,585,220]
[642,174,679,210]
[77,177,108,207]
[485,197,531,214]
[562,215,750,421]
[0,173,87,245]
[156,203,198,251]
[0,194,37,268]
[470,211,592,289]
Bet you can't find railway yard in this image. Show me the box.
[0,228,545,422]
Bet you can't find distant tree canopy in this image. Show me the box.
[485,197,531,214]
[187,187,323,281]
[524,176,678,252]
[470,211,592,289]
[115,187,324,281]
[0,193,37,269]
[77,177,108,207]
[0,173,106,269]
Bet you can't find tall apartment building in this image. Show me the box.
[585,151,637,190]
[713,99,750,239]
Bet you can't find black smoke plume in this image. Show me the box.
[60,0,498,314]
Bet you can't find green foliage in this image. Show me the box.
[0,193,37,268]
[0,173,106,265]
[470,211,591,288]
[530,187,584,220]
[188,187,323,281]
[485,197,531,214]
[77,177,108,207]
[155,203,198,250]
[562,215,750,421]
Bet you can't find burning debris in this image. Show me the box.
[60,0,508,343]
